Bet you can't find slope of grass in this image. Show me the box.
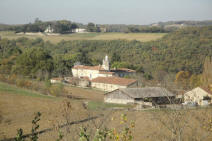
[0,31,166,43]
[0,81,53,98]
[87,101,132,110]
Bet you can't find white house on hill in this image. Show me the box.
[72,55,136,80]
[91,77,137,92]
[184,87,212,106]
[71,55,137,91]
[72,28,87,33]
[104,87,175,105]
[44,25,54,33]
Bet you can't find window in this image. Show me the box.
[135,98,142,101]
[203,96,211,101]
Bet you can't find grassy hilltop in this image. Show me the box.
[0,31,166,43]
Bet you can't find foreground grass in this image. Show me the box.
[0,81,53,99]
[88,101,132,110]
[0,31,166,43]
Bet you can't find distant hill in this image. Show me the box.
[151,20,212,27]
[1,20,212,33]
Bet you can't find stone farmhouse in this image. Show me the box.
[184,87,212,106]
[91,77,137,92]
[71,55,137,91]
[72,55,136,80]
[104,87,175,106]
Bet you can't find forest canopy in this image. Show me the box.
[0,26,212,80]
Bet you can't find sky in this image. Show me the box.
[0,0,212,25]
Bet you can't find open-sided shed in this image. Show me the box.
[104,87,175,105]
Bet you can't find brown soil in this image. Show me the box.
[64,86,104,101]
[1,91,212,141]
[0,93,93,141]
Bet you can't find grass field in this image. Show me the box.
[0,82,89,141]
[0,31,166,43]
[0,82,53,99]
[1,82,212,141]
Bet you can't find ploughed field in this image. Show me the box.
[0,82,212,141]
[0,31,166,43]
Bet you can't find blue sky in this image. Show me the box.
[0,0,212,25]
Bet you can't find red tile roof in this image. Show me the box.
[51,78,63,81]
[73,65,103,70]
[91,77,137,86]
[111,68,136,73]
[117,68,136,73]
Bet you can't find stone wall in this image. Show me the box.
[91,82,127,92]
[72,69,100,79]
[72,69,114,80]
[104,98,134,104]
[104,89,134,104]
[79,80,90,87]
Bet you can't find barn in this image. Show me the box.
[104,87,175,106]
[91,77,137,92]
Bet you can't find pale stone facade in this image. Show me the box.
[184,87,212,106]
[102,55,110,71]
[104,89,134,104]
[91,82,134,92]
[72,55,135,80]
[72,28,87,33]
[72,68,101,80]
[50,78,63,84]
[44,25,54,33]
[91,77,138,92]
[71,55,137,91]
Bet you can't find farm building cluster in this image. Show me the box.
[104,87,212,108]
[51,55,137,92]
[51,55,212,108]
[44,25,87,34]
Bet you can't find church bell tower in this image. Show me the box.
[102,55,110,71]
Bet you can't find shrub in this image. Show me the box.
[0,74,6,82]
[16,79,27,88]
[143,72,153,80]
[79,114,135,141]
[8,74,17,84]
[48,84,64,96]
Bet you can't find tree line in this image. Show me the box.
[0,19,78,34]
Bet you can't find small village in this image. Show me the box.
[1,1,212,140]
[51,55,212,109]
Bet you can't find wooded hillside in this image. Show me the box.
[0,26,212,80]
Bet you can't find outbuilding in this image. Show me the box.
[184,87,212,106]
[50,78,63,84]
[91,77,137,92]
[104,87,175,106]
